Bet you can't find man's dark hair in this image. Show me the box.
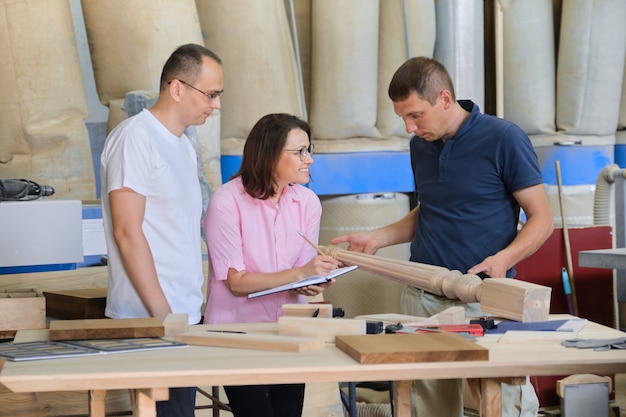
[160,43,222,90]
[388,56,456,105]
[235,113,311,200]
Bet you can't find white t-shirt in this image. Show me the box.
[101,109,203,324]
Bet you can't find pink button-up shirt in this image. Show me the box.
[203,177,321,324]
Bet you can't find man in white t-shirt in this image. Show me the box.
[100,43,223,417]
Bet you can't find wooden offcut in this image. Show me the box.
[43,288,107,319]
[175,330,324,353]
[48,318,164,341]
[320,245,551,322]
[335,333,489,364]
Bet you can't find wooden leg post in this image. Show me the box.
[467,377,526,417]
[392,380,412,417]
[88,389,107,417]
[129,388,169,417]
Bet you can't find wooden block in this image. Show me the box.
[557,374,613,398]
[163,313,189,337]
[497,331,573,344]
[430,306,465,325]
[0,288,46,332]
[282,303,333,318]
[175,330,324,353]
[48,318,164,341]
[354,313,426,326]
[278,316,366,342]
[335,333,489,364]
[12,329,50,343]
[43,288,107,319]
[0,330,17,339]
[479,278,551,322]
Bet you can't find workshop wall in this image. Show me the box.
[0,0,94,200]
[0,0,625,222]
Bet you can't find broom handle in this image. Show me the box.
[556,160,579,316]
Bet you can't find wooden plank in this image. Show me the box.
[282,303,333,318]
[175,330,324,353]
[0,266,109,293]
[335,333,489,364]
[354,313,426,326]
[43,288,107,319]
[278,316,365,342]
[48,318,164,341]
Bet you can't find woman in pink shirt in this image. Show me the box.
[203,113,338,417]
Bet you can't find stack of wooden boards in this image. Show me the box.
[43,288,108,319]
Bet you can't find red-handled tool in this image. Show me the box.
[390,323,485,337]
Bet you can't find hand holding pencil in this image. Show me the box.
[297,231,339,274]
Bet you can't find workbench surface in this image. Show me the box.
[1,315,624,417]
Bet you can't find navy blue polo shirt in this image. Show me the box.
[409,100,542,277]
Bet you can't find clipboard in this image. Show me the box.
[247,265,358,299]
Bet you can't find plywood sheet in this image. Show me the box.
[48,318,164,341]
[335,333,489,364]
[175,330,324,353]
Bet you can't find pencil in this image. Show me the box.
[297,231,324,256]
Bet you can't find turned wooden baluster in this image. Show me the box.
[320,244,552,323]
[320,245,483,303]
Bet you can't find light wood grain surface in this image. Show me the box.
[1,316,625,393]
[1,316,625,417]
[335,332,489,364]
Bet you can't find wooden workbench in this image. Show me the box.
[0,315,625,417]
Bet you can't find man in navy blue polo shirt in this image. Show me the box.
[331,57,554,417]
